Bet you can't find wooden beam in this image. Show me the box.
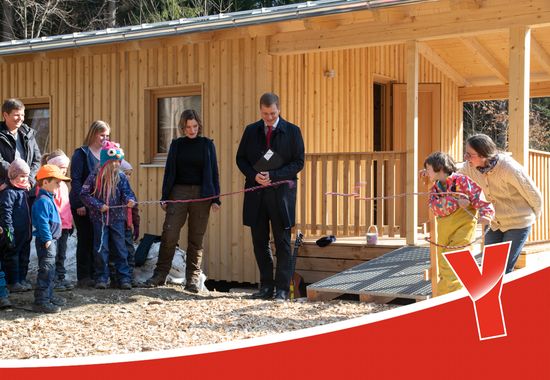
[269,0,550,55]
[418,42,469,87]
[307,288,342,302]
[405,40,419,246]
[359,294,375,303]
[464,72,550,87]
[459,81,550,101]
[531,37,550,77]
[460,36,508,83]
[508,25,531,167]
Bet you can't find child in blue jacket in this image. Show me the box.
[0,159,32,293]
[32,164,71,313]
[80,141,136,290]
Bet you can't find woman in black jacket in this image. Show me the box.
[69,120,110,287]
[146,109,220,292]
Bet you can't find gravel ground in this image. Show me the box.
[0,285,396,359]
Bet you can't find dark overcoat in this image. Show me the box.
[236,117,304,228]
[0,122,41,186]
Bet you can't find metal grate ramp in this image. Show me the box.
[307,246,433,301]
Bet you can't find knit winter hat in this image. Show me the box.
[100,141,124,167]
[8,158,30,179]
[47,154,70,168]
[120,159,133,172]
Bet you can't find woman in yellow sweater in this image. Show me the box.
[459,134,542,273]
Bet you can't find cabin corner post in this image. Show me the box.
[508,25,531,168]
[405,40,419,245]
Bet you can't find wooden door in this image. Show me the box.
[392,83,441,227]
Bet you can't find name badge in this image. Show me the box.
[264,149,274,161]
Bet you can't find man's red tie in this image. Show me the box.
[266,125,273,148]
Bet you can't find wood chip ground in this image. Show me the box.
[0,285,396,359]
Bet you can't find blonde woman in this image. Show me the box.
[69,120,110,287]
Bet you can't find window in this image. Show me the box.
[24,99,50,153]
[147,85,202,163]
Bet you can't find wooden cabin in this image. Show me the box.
[0,0,548,285]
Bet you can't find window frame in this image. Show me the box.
[146,84,203,165]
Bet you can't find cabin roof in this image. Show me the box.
[0,0,427,56]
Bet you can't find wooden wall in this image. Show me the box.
[0,38,463,284]
[0,37,276,284]
[273,44,462,157]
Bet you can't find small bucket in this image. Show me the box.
[366,225,378,245]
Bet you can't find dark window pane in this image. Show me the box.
[157,96,201,153]
[26,107,50,153]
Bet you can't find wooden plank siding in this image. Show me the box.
[0,37,283,284]
[0,40,467,283]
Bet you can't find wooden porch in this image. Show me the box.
[294,150,550,285]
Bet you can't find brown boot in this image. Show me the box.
[184,283,199,293]
[144,273,167,287]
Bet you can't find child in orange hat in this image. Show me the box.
[32,164,71,313]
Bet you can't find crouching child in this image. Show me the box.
[32,165,71,313]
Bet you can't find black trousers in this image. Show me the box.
[71,208,95,281]
[250,188,291,292]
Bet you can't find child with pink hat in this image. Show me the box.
[0,158,33,293]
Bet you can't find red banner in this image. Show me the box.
[2,252,549,379]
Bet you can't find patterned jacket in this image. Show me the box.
[428,173,494,219]
[80,169,136,225]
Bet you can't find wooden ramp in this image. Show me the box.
[307,246,433,302]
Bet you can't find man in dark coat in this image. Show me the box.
[0,98,42,188]
[236,92,304,301]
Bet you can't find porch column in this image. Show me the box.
[405,40,419,245]
[508,25,531,167]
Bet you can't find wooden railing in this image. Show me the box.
[528,149,550,242]
[296,149,548,242]
[296,151,407,238]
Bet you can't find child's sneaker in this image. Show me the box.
[95,282,107,289]
[54,280,74,291]
[50,295,67,306]
[7,282,27,293]
[119,282,132,290]
[20,280,33,291]
[32,302,61,314]
[0,298,12,309]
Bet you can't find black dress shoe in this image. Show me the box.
[251,287,274,300]
[274,289,289,302]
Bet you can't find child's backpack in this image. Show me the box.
[134,233,161,267]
